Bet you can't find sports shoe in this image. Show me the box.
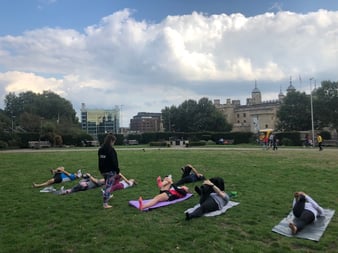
[77,169,82,178]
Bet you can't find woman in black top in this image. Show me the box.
[98,133,120,209]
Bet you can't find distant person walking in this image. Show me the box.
[98,133,120,209]
[316,134,323,151]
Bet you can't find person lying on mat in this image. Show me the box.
[174,164,205,186]
[185,177,229,220]
[138,175,189,211]
[59,173,105,194]
[33,167,82,188]
[288,191,324,235]
[110,173,136,192]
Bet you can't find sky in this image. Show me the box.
[0,0,338,127]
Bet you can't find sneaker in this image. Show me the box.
[103,203,112,209]
[77,169,82,178]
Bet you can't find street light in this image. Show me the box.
[11,116,15,133]
[309,78,315,147]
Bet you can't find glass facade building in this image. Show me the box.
[81,103,120,138]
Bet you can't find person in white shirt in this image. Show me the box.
[110,173,136,192]
[289,191,324,234]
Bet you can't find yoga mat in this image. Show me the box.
[129,193,193,211]
[272,208,335,241]
[184,201,240,217]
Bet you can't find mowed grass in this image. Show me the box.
[0,147,337,253]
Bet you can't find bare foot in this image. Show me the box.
[103,203,112,209]
[289,223,297,234]
[156,176,162,188]
[138,196,143,211]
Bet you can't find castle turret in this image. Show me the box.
[286,76,296,93]
[278,86,285,101]
[251,80,262,104]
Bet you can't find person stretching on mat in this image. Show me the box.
[174,164,205,186]
[33,167,82,188]
[288,191,324,234]
[59,173,105,195]
[110,173,136,192]
[185,177,229,220]
[138,175,189,211]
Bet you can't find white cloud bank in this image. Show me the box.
[0,9,337,126]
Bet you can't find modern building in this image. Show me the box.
[130,112,163,133]
[214,81,291,133]
[81,103,120,138]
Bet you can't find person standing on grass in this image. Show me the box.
[317,133,323,151]
[288,191,324,235]
[98,133,120,209]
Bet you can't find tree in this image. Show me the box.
[276,91,313,131]
[161,97,232,132]
[313,80,338,131]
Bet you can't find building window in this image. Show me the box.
[237,114,239,118]
[244,120,246,123]
[243,113,246,117]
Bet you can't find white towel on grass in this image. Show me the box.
[184,201,240,217]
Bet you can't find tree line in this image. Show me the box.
[0,80,337,148]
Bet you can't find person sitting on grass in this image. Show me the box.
[138,175,189,211]
[110,173,137,192]
[33,167,82,188]
[185,177,229,220]
[174,164,205,186]
[59,173,105,195]
[288,191,324,235]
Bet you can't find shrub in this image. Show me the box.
[0,140,8,149]
[189,140,207,146]
[281,138,294,146]
[149,141,168,147]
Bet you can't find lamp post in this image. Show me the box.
[11,116,15,133]
[309,78,315,147]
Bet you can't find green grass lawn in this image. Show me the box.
[0,147,337,253]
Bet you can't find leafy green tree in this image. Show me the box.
[313,80,338,131]
[3,90,86,146]
[277,91,313,131]
[162,97,232,132]
[4,91,77,124]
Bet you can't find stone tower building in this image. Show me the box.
[214,82,285,133]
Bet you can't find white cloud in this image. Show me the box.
[0,71,64,95]
[0,9,338,126]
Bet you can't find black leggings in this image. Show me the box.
[292,196,315,231]
[188,185,218,219]
[189,196,218,218]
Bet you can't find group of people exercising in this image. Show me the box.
[33,133,324,232]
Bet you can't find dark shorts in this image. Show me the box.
[53,173,62,184]
[160,190,180,201]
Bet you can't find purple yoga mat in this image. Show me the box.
[129,193,193,211]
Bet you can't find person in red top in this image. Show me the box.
[138,175,189,211]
